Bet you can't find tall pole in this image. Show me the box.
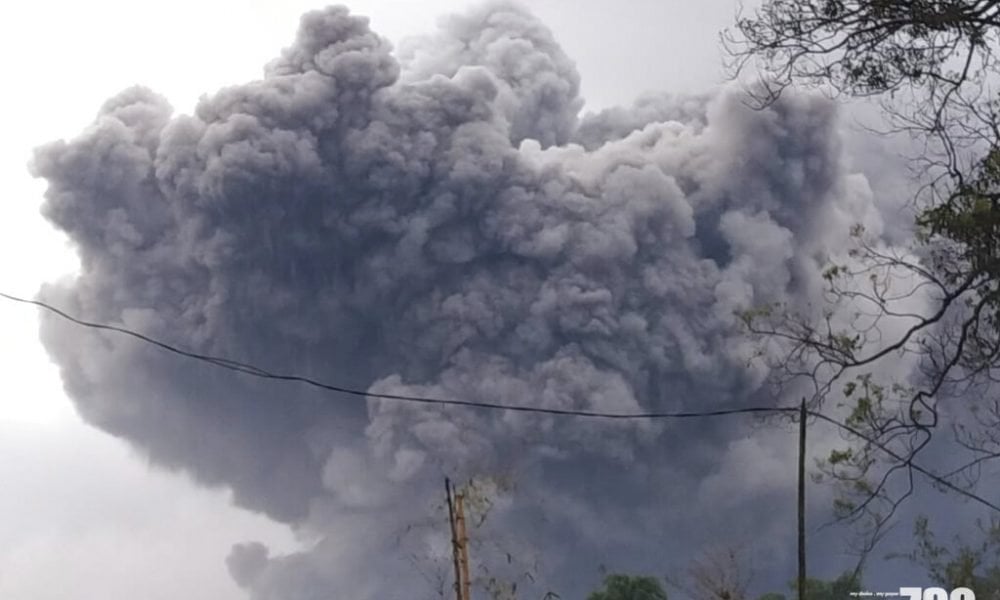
[455,491,472,600]
[798,398,807,600]
[446,478,465,600]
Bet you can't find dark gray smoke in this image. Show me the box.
[31,2,901,598]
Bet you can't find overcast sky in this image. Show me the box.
[0,2,979,599]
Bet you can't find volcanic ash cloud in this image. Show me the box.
[31,2,889,598]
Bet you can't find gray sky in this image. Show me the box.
[0,2,970,599]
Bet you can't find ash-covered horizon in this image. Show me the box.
[28,2,948,598]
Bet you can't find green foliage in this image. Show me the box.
[588,574,669,600]
[827,448,853,465]
[788,571,862,600]
[823,264,845,282]
[913,145,1000,367]
[737,303,782,328]
[757,572,861,600]
[832,498,857,517]
[836,373,892,430]
[918,147,1000,290]
[729,0,1000,567]
[891,516,1000,599]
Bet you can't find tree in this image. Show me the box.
[753,571,862,600]
[791,571,863,600]
[667,544,755,600]
[724,0,1000,142]
[727,0,1000,558]
[891,515,1000,600]
[588,574,669,600]
[399,473,552,600]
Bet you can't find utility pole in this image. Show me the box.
[446,478,472,600]
[455,490,472,600]
[798,398,807,600]
[446,478,465,600]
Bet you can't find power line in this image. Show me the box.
[3,290,999,514]
[0,291,797,421]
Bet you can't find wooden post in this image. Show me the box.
[446,478,465,600]
[456,491,472,600]
[798,398,807,600]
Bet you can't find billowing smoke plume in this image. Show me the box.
[32,2,894,598]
